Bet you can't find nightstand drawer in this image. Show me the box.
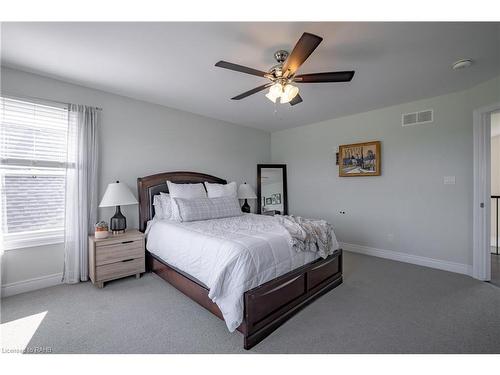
[96,258,145,281]
[96,240,144,266]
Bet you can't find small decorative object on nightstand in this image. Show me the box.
[88,229,145,288]
[237,182,257,213]
[99,181,138,234]
[94,221,109,239]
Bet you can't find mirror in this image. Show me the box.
[257,164,288,215]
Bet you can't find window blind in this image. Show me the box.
[1,97,69,166]
[0,96,69,247]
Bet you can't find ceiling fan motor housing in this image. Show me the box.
[274,50,289,63]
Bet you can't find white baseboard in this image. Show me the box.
[1,273,63,298]
[340,242,473,276]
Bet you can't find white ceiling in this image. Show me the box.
[1,22,499,131]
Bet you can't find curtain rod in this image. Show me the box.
[2,92,103,111]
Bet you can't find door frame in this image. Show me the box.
[473,102,500,280]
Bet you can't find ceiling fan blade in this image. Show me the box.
[294,71,355,83]
[289,94,303,106]
[282,32,323,78]
[215,60,268,78]
[231,83,272,100]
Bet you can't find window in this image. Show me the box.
[0,97,69,250]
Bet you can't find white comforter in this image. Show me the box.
[146,213,333,332]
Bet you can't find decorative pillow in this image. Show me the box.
[204,181,237,198]
[167,181,207,221]
[152,193,173,220]
[153,194,165,219]
[160,192,173,219]
[173,196,242,222]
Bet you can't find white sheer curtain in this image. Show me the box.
[62,105,99,283]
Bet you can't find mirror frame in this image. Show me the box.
[257,164,288,215]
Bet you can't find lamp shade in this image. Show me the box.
[237,183,257,200]
[99,181,138,207]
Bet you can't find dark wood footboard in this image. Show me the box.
[147,249,343,350]
[243,249,342,349]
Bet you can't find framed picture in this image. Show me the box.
[272,193,282,204]
[265,197,273,205]
[338,141,381,177]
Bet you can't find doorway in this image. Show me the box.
[490,111,500,286]
[473,103,500,282]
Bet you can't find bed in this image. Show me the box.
[137,171,343,349]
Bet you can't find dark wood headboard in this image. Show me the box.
[137,171,227,232]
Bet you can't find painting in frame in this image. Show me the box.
[338,141,381,177]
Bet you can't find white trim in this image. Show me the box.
[472,102,500,280]
[341,242,472,276]
[1,273,63,298]
[2,229,64,251]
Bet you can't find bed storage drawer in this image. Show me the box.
[306,255,340,291]
[95,240,144,266]
[246,274,306,324]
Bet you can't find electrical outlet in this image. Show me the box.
[339,211,346,215]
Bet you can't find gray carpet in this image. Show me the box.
[2,252,500,354]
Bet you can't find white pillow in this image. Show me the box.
[174,196,242,222]
[167,181,207,221]
[167,181,207,199]
[152,193,172,220]
[153,194,165,219]
[204,181,237,198]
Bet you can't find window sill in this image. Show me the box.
[2,230,64,251]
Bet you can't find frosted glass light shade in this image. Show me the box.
[99,181,138,207]
[266,83,283,103]
[265,91,279,103]
[280,84,299,103]
[269,83,283,97]
[237,183,257,199]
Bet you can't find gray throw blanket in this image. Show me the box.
[276,215,339,259]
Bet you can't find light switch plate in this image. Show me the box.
[444,176,456,185]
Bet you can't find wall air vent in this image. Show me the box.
[402,109,433,127]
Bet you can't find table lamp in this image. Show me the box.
[237,182,257,213]
[99,181,138,234]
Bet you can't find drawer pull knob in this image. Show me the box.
[122,258,134,262]
[122,240,134,244]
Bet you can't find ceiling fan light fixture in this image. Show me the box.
[270,83,283,96]
[265,91,279,103]
[266,83,283,103]
[280,84,299,104]
[215,32,355,105]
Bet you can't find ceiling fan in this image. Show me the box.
[215,32,355,106]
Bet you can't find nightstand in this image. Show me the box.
[89,229,145,288]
